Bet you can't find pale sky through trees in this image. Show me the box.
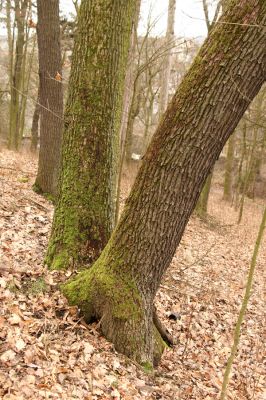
[60,0,218,39]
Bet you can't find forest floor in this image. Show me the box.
[0,149,265,400]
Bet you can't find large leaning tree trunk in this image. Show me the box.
[34,0,63,197]
[63,0,266,366]
[46,0,138,270]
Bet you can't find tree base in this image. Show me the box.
[62,254,169,366]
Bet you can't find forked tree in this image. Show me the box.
[62,0,266,366]
[46,0,138,269]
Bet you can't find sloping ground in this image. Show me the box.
[0,149,265,400]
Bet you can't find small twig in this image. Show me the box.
[27,198,50,211]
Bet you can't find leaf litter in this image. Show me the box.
[0,149,265,399]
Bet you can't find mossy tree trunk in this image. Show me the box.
[34,0,63,197]
[46,0,138,270]
[63,0,266,365]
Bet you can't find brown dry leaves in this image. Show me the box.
[0,149,265,399]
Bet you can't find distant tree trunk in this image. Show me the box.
[195,172,213,216]
[34,0,63,197]
[116,0,141,222]
[234,121,247,209]
[238,128,258,224]
[223,132,236,201]
[46,0,138,270]
[30,87,40,152]
[158,0,176,119]
[6,0,14,95]
[63,0,266,366]
[19,31,36,142]
[124,78,141,162]
[221,205,266,399]
[8,0,28,150]
[196,0,226,215]
[246,89,265,197]
[118,0,141,157]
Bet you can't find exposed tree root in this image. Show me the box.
[153,305,174,347]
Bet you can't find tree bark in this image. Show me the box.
[63,0,266,365]
[34,0,63,197]
[46,0,138,270]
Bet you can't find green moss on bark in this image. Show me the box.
[46,0,138,270]
[62,241,142,321]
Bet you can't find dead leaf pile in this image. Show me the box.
[0,149,265,399]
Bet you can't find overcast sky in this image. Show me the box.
[60,0,218,39]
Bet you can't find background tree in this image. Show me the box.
[195,0,223,216]
[221,205,266,399]
[30,85,40,152]
[158,0,176,119]
[8,0,29,149]
[62,0,266,366]
[46,0,138,270]
[34,0,63,197]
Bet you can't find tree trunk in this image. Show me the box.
[195,0,224,215]
[8,0,28,150]
[221,205,266,399]
[223,132,236,201]
[46,0,138,270]
[19,30,36,143]
[30,87,40,152]
[246,89,265,197]
[34,0,63,197]
[63,0,266,365]
[195,171,213,216]
[158,0,176,119]
[116,0,141,222]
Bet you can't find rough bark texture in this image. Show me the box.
[46,0,138,270]
[34,0,63,197]
[63,0,266,365]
